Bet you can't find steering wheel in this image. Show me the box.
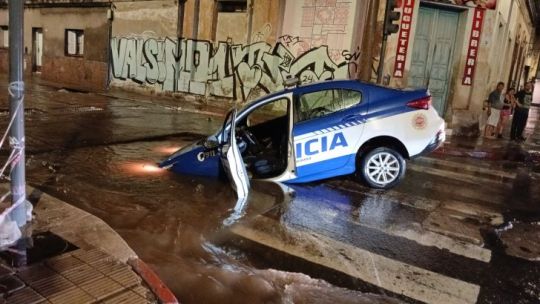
[308,107,331,119]
[237,127,261,154]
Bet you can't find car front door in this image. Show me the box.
[220,109,250,202]
[292,88,368,182]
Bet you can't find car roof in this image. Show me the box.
[256,79,388,101]
[241,79,425,111]
[293,79,375,93]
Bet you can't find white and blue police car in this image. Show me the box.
[160,79,445,198]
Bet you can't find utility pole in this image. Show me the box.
[377,0,401,84]
[8,0,27,227]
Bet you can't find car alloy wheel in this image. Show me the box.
[360,147,405,189]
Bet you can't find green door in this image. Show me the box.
[409,7,459,116]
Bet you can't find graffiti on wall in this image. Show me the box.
[110,37,360,101]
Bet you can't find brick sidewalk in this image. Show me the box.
[0,183,178,304]
[1,248,156,304]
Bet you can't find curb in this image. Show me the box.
[129,258,179,304]
[21,184,181,303]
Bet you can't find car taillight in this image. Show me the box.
[407,96,431,110]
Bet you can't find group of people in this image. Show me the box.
[484,81,533,141]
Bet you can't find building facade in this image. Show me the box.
[0,0,538,135]
[0,0,372,97]
[109,0,369,101]
[377,0,539,135]
[0,1,110,91]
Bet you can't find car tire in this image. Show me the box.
[358,147,406,189]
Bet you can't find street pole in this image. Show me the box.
[377,36,388,84]
[8,0,27,227]
[377,0,392,84]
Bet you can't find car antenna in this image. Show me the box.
[283,76,300,88]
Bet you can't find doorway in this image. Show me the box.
[32,28,43,73]
[409,7,460,116]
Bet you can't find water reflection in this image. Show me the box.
[119,162,165,175]
[154,145,184,155]
[223,196,248,226]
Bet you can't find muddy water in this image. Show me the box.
[25,137,397,304]
[0,79,398,303]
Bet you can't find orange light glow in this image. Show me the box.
[154,146,183,154]
[120,162,165,175]
[142,164,162,173]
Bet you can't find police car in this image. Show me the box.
[160,79,445,199]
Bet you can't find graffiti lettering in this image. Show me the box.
[342,46,361,62]
[110,37,360,101]
[278,35,303,47]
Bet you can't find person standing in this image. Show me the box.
[511,81,533,141]
[484,82,505,139]
[497,87,515,138]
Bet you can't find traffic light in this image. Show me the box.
[384,0,401,36]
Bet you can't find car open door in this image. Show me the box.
[220,109,250,202]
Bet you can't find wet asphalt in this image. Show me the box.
[1,76,539,304]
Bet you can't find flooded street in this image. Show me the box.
[2,77,540,303]
[26,136,406,303]
[27,136,401,304]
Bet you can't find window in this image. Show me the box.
[246,98,288,127]
[65,29,84,56]
[298,89,362,122]
[0,26,8,48]
[217,0,247,12]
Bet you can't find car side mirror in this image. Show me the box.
[203,139,219,149]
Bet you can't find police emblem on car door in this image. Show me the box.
[220,109,250,202]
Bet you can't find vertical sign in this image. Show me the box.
[462,8,485,85]
[393,0,415,78]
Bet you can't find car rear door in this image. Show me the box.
[292,88,368,182]
[220,109,250,202]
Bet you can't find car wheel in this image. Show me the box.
[359,147,406,189]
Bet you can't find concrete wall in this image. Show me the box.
[109,0,363,102]
[251,0,281,43]
[111,1,177,38]
[281,0,360,62]
[110,0,177,94]
[215,13,248,44]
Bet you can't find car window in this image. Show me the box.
[245,98,288,127]
[298,89,361,122]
